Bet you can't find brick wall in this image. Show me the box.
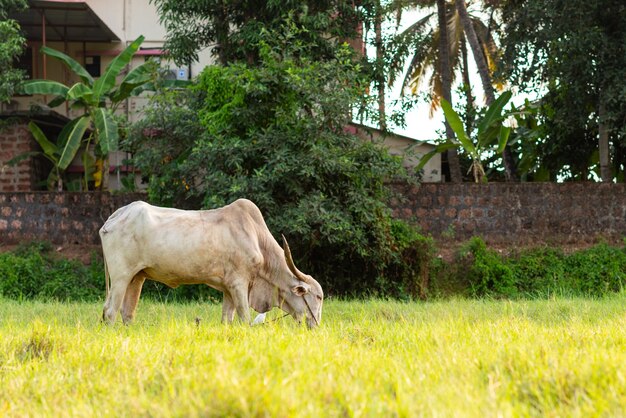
[0,184,625,247]
[391,182,626,244]
[0,192,145,245]
[0,123,35,192]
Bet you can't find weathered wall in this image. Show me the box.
[0,184,625,247]
[0,124,35,192]
[391,182,626,244]
[0,192,145,245]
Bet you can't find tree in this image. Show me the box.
[500,0,626,181]
[18,36,157,189]
[126,42,432,297]
[150,0,363,65]
[388,0,500,181]
[8,122,74,191]
[0,0,27,103]
[454,0,517,181]
[436,0,462,182]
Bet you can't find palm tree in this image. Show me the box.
[388,0,504,181]
[454,0,517,180]
[436,0,462,182]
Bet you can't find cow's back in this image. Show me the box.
[99,200,270,285]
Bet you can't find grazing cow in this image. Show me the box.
[99,199,323,328]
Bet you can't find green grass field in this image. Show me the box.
[2,296,626,417]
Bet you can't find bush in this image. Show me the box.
[439,238,626,298]
[126,43,429,297]
[0,242,221,302]
[456,237,518,298]
[0,242,102,301]
[563,244,626,294]
[510,247,566,295]
[384,220,436,299]
[1,239,625,302]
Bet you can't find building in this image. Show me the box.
[1,0,214,191]
[347,123,442,183]
[0,1,442,192]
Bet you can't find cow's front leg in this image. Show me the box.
[227,283,251,324]
[221,291,236,324]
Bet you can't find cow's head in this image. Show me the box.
[249,236,323,328]
[281,236,324,328]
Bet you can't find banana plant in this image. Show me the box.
[417,91,513,183]
[17,35,158,189]
[7,121,93,190]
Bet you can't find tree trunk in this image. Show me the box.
[438,0,462,182]
[214,3,230,65]
[456,0,517,181]
[598,100,611,181]
[460,39,474,133]
[374,4,386,131]
[455,0,494,104]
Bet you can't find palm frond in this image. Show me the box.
[387,10,435,84]
[403,31,438,94]
[387,14,435,86]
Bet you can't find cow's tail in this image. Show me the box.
[103,251,110,300]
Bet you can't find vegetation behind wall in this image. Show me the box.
[1,238,624,302]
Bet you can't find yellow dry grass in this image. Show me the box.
[2,297,626,417]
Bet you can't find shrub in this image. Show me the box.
[0,242,102,301]
[443,239,626,298]
[0,242,221,302]
[457,237,518,298]
[1,239,625,302]
[509,247,567,296]
[126,43,428,298]
[563,244,626,294]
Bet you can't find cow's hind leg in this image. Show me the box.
[102,274,133,325]
[121,272,146,325]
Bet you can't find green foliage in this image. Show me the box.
[0,242,220,302]
[456,237,518,297]
[499,0,626,181]
[0,0,27,102]
[0,242,101,301]
[151,0,363,65]
[417,92,514,182]
[386,220,436,299]
[562,244,626,294]
[440,238,626,298]
[16,36,159,190]
[127,43,428,297]
[1,239,625,302]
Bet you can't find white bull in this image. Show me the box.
[99,199,323,328]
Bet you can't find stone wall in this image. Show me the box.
[0,184,625,247]
[0,123,35,192]
[392,182,626,244]
[0,192,145,245]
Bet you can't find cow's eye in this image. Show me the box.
[316,295,322,301]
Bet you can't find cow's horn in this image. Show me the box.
[282,234,308,283]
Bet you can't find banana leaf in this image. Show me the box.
[93,35,145,100]
[41,46,94,85]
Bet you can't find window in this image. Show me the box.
[85,56,101,77]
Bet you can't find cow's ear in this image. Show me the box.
[292,283,310,296]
